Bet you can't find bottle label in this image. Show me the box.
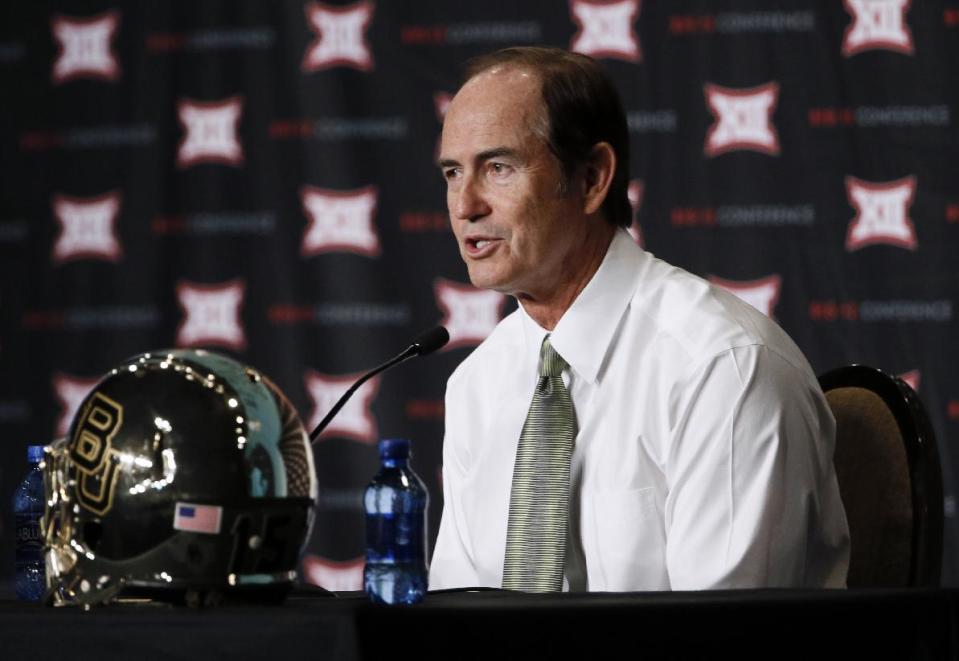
[366,511,426,564]
[15,512,43,560]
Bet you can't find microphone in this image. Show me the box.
[308,325,449,445]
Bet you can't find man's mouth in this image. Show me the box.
[465,237,500,256]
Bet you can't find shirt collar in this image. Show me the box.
[519,229,642,384]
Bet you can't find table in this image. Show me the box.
[0,587,956,660]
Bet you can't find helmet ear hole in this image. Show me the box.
[83,521,103,551]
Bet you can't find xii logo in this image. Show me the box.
[842,0,913,56]
[177,97,245,168]
[302,1,375,72]
[569,0,642,62]
[69,392,124,516]
[52,192,123,264]
[845,175,917,251]
[51,11,121,84]
[176,280,247,350]
[434,279,506,350]
[704,83,780,157]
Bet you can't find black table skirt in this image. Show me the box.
[1,587,957,660]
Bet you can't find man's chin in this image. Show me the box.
[466,269,512,294]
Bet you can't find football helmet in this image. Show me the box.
[41,349,318,607]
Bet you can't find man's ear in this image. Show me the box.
[581,142,616,216]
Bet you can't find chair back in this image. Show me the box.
[819,365,943,587]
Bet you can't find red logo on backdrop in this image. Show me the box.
[52,191,123,265]
[51,11,121,84]
[845,175,917,251]
[53,374,100,438]
[627,179,644,247]
[176,97,244,168]
[709,274,782,319]
[302,1,375,72]
[435,279,507,351]
[304,371,379,443]
[842,0,914,56]
[704,83,780,157]
[570,0,642,63]
[898,369,920,393]
[302,556,364,591]
[176,279,247,350]
[300,185,379,257]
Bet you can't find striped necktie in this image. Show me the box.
[502,335,577,592]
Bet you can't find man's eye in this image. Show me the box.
[489,162,511,177]
[443,168,461,181]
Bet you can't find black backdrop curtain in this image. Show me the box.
[1,0,957,587]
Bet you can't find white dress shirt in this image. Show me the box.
[430,229,849,591]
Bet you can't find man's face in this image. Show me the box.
[438,67,588,298]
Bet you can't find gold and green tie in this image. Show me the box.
[502,335,577,592]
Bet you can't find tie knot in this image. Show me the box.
[539,336,567,377]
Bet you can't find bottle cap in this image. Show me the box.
[27,445,45,464]
[379,438,410,460]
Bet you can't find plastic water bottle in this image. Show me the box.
[14,445,45,602]
[363,438,429,605]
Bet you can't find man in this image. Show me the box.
[430,47,849,592]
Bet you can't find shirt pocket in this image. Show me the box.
[583,486,668,591]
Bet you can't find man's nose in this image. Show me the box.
[452,176,491,221]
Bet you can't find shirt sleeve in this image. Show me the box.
[428,376,481,590]
[663,344,847,589]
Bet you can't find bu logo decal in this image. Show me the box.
[69,392,124,516]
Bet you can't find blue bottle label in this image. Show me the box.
[366,511,425,564]
[15,512,43,560]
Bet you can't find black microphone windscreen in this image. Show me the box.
[412,325,449,355]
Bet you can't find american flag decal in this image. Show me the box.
[173,502,223,534]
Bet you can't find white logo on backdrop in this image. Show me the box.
[302,1,375,72]
[842,0,913,56]
[300,186,380,257]
[705,83,780,157]
[304,371,379,443]
[177,97,244,168]
[570,0,642,62]
[845,175,917,251]
[52,192,123,264]
[435,279,506,350]
[52,11,121,84]
[176,280,247,350]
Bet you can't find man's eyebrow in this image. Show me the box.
[437,147,519,170]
